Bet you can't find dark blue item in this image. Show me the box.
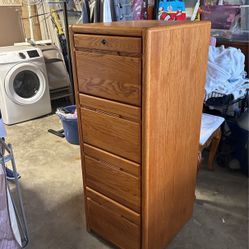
[227,120,248,176]
[6,167,21,181]
[59,105,79,145]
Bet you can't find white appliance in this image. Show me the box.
[14,43,71,100]
[0,46,51,125]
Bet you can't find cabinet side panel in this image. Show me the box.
[142,22,211,249]
[69,27,89,230]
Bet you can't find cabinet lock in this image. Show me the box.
[101,39,107,45]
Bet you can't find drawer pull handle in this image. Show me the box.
[121,215,137,225]
[101,39,107,45]
[85,155,135,177]
[89,198,103,207]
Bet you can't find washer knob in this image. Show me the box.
[19,52,26,59]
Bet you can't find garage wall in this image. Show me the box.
[0,7,25,46]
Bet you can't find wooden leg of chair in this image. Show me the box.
[197,150,202,174]
[208,128,221,171]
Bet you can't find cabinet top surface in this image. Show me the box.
[71,20,210,36]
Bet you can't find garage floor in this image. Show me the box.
[5,114,248,249]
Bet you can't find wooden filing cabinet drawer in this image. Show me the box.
[84,144,140,212]
[80,96,141,163]
[79,94,141,122]
[74,34,142,53]
[76,51,141,106]
[86,188,140,249]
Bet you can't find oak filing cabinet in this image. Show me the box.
[70,21,211,249]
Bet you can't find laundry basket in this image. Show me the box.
[57,105,79,145]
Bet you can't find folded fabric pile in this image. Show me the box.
[205,45,249,100]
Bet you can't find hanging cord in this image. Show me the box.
[21,8,63,20]
[21,8,80,20]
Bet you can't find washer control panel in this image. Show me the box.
[0,47,43,64]
[27,50,40,58]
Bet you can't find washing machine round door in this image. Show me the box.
[5,63,47,105]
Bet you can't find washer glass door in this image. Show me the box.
[13,70,40,99]
[5,63,46,105]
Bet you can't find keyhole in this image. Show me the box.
[101,39,107,45]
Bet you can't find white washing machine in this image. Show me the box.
[0,46,51,125]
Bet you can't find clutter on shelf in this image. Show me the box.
[80,0,146,22]
[157,0,186,21]
[200,1,249,41]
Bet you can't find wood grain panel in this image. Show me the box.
[86,187,140,225]
[76,51,141,106]
[142,22,211,249]
[84,144,140,177]
[74,34,142,53]
[69,26,90,231]
[81,107,141,163]
[71,20,206,36]
[79,94,141,122]
[85,154,140,212]
[87,197,140,249]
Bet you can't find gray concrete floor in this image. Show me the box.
[5,114,248,249]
